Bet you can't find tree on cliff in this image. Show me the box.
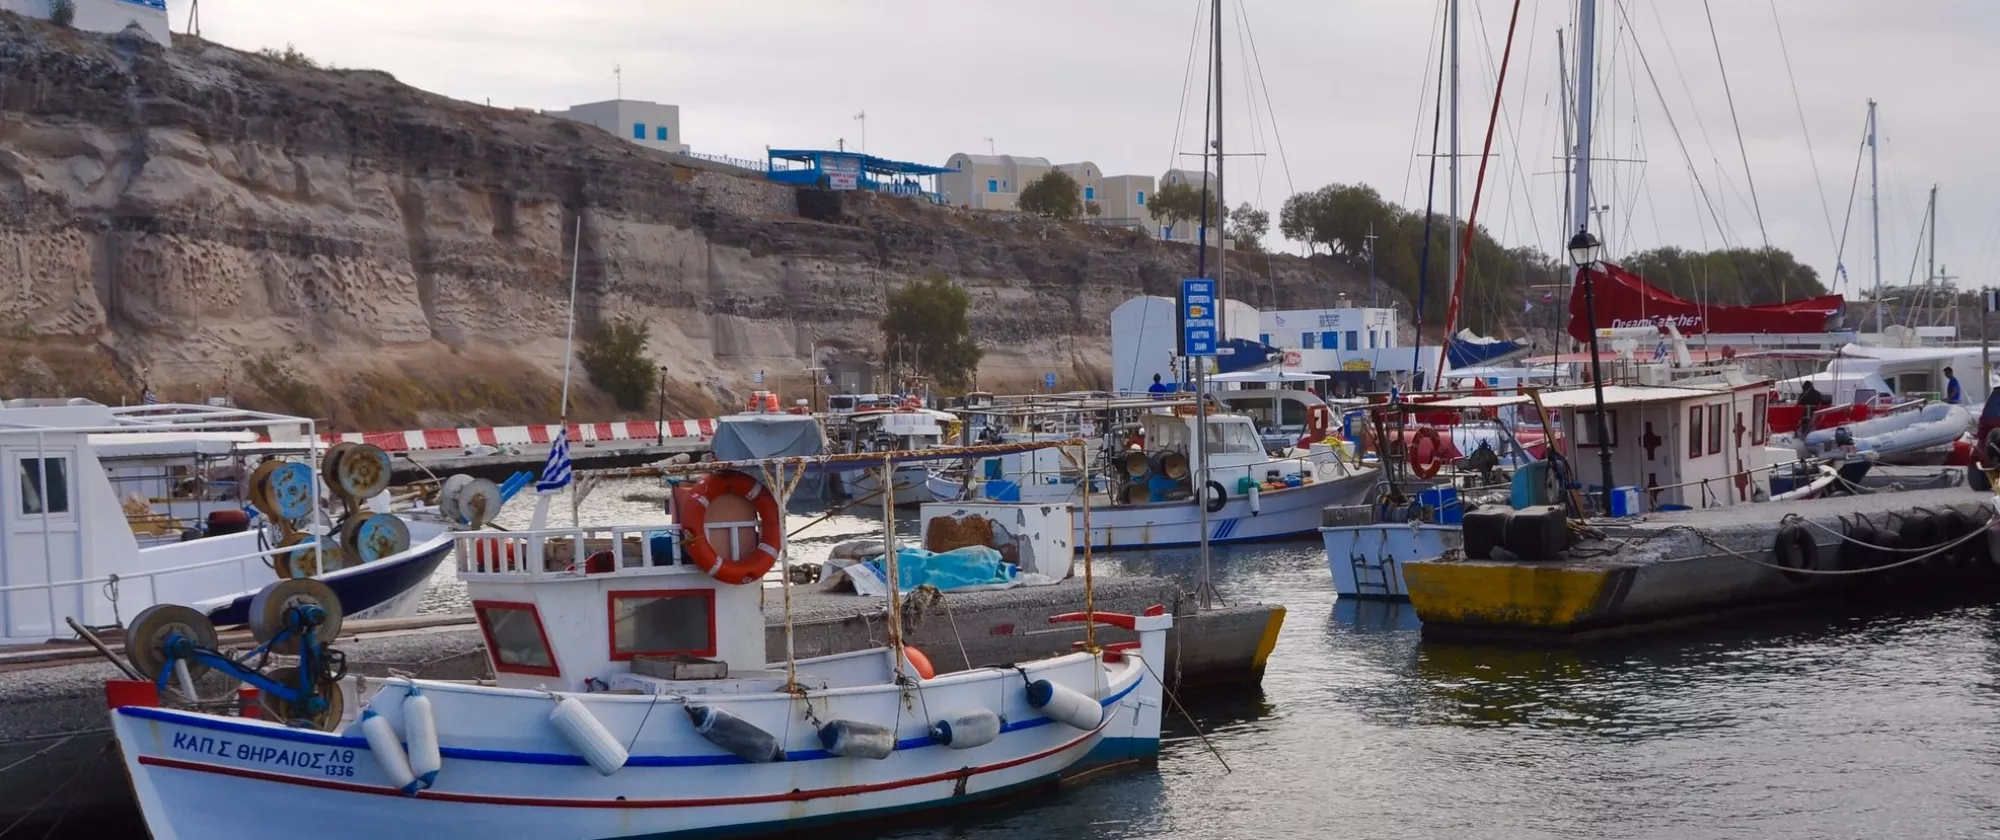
[881,274,983,391]
[1019,171,1083,220]
[581,317,658,411]
[1228,203,1270,252]
[1147,182,1223,236]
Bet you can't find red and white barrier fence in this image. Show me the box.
[316,419,716,453]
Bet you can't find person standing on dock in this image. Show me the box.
[1944,367,1963,404]
[1148,373,1172,399]
[1795,380,1826,437]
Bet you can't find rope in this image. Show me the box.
[1646,514,1993,577]
[0,741,105,840]
[1136,655,1229,774]
[0,735,75,779]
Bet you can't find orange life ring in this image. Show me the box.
[681,469,784,585]
[472,538,516,572]
[1410,426,1447,479]
[903,645,936,679]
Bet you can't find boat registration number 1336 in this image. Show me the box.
[171,732,358,776]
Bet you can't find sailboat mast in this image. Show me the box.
[1927,184,1937,288]
[1194,0,1222,610]
[1571,3,1597,235]
[1868,99,1881,332]
[1448,0,1461,362]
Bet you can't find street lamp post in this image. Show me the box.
[656,365,669,446]
[1569,228,1616,515]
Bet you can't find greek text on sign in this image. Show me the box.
[1181,278,1219,357]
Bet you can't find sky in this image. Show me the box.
[169,0,2000,299]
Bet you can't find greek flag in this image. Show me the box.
[1653,340,1669,361]
[537,427,573,493]
[142,387,158,405]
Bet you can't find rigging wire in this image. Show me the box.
[1830,110,1871,294]
[1235,0,1298,202]
[1766,0,1841,265]
[1700,0,1781,298]
[1230,0,1267,211]
[1409,15,1451,386]
[1399,0,1450,209]
[1611,0,1733,263]
[1165,0,1210,175]
[1436,0,1527,384]
[1643,1,1736,247]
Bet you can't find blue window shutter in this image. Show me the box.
[1259,333,1270,345]
[1302,332,1316,349]
[988,179,997,193]
[656,126,668,141]
[1084,186,1095,200]
[632,122,645,140]
[1347,331,1358,351]
[1322,331,1338,350]
[1368,331,1378,349]
[1136,191,1145,205]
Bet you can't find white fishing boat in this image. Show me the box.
[106,443,1167,840]
[0,399,466,646]
[839,405,961,507]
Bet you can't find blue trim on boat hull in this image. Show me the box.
[115,674,1144,768]
[205,539,452,626]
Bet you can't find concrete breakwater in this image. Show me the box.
[0,575,1280,830]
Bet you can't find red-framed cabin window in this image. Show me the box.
[607,589,718,661]
[1752,394,1769,444]
[1708,405,1724,455]
[1688,406,1703,459]
[473,600,561,677]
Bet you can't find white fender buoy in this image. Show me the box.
[403,684,441,790]
[686,705,784,763]
[1026,679,1101,730]
[549,695,629,776]
[1248,483,1262,516]
[818,719,895,760]
[356,709,419,795]
[930,709,1002,749]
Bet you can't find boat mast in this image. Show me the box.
[1447,0,1460,385]
[1927,184,1937,290]
[1868,99,1881,333]
[1194,0,1223,609]
[1555,26,1573,384]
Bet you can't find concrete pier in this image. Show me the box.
[0,575,1280,830]
[1405,488,1999,643]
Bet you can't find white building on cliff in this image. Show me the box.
[546,99,689,155]
[3,0,170,45]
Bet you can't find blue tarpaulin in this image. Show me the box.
[865,546,1018,592]
[1445,330,1530,368]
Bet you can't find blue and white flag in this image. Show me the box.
[1653,340,1669,361]
[537,427,573,493]
[142,386,158,405]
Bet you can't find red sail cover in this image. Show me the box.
[1566,262,1844,343]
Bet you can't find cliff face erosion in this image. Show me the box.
[0,14,1378,429]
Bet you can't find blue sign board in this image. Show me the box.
[1180,278,1218,357]
[1043,372,1058,390]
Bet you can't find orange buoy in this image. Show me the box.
[904,645,936,680]
[680,470,784,585]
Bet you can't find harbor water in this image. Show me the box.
[117,480,2000,837]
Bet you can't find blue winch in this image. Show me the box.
[125,578,348,730]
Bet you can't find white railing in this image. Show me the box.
[0,536,331,642]
[458,524,699,579]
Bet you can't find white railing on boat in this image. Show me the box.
[0,536,334,637]
[457,523,719,580]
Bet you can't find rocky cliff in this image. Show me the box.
[0,14,1380,429]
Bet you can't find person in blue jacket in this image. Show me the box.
[1945,367,1963,404]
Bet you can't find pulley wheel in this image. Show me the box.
[126,603,218,682]
[273,532,319,580]
[346,513,410,565]
[247,460,284,524]
[248,578,344,656]
[333,443,392,503]
[438,474,473,527]
[258,666,344,731]
[320,442,356,499]
[455,478,502,529]
[335,514,369,570]
[266,462,316,526]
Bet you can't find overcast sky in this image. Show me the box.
[171,0,2000,298]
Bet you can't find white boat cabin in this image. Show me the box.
[1419,380,1776,512]
[847,409,955,454]
[457,527,906,693]
[0,400,326,643]
[1137,411,1288,493]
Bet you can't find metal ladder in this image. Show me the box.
[1349,552,1400,597]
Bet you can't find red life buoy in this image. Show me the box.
[472,538,516,572]
[903,645,936,679]
[1410,426,1447,479]
[680,469,784,585]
